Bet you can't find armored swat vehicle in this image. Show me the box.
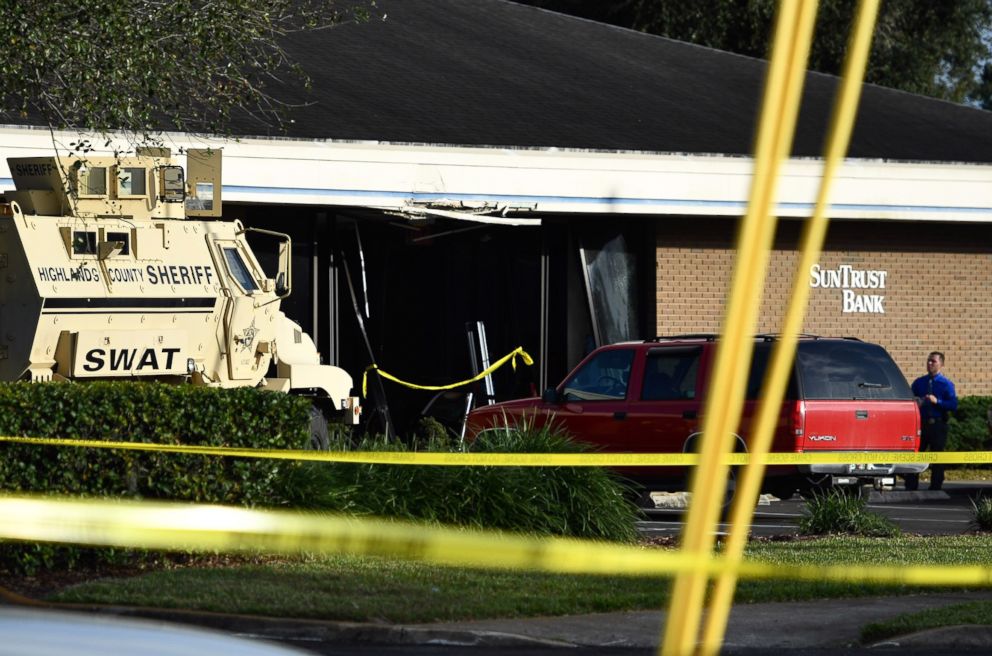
[0,147,360,435]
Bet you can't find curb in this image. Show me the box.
[649,491,774,510]
[868,489,951,504]
[84,605,571,649]
[870,625,992,649]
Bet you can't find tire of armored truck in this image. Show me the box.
[309,403,330,450]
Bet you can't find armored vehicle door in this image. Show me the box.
[211,238,266,381]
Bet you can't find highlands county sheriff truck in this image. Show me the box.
[0,148,359,441]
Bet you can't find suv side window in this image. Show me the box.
[562,348,634,401]
[796,341,913,400]
[745,343,799,400]
[641,347,700,400]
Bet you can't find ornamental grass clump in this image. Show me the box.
[798,488,900,537]
[275,420,642,543]
[972,496,992,531]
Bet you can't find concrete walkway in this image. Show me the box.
[413,592,992,649]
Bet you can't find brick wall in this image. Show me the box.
[656,218,992,395]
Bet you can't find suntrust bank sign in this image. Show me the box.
[809,264,887,313]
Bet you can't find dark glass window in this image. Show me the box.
[562,348,634,401]
[105,231,130,255]
[744,343,799,401]
[72,231,97,255]
[641,347,701,400]
[223,247,259,292]
[796,341,912,400]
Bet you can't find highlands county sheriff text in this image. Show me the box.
[37,264,216,285]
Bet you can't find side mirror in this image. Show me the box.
[275,271,289,297]
[541,387,562,404]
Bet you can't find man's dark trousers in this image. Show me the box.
[904,419,948,491]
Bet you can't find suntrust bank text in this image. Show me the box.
[809,264,886,313]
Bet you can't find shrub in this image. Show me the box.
[798,489,900,537]
[973,496,992,531]
[0,381,310,503]
[948,395,992,453]
[274,422,642,543]
[0,382,640,574]
[0,381,310,574]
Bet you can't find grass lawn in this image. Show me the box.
[942,468,992,482]
[862,600,992,643]
[44,534,992,624]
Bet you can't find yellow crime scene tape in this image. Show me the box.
[362,346,533,397]
[0,4,981,653]
[700,0,890,646]
[1,494,992,588]
[1,435,990,465]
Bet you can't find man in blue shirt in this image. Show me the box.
[904,351,958,491]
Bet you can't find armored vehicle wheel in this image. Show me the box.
[309,404,330,450]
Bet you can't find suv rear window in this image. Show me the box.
[796,341,913,400]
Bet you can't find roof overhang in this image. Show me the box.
[2,126,991,223]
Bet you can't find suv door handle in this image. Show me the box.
[683,410,698,419]
[613,411,627,420]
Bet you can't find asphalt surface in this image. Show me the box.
[3,481,991,654]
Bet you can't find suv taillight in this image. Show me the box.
[791,400,805,451]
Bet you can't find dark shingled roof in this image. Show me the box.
[258,0,992,163]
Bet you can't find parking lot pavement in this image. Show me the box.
[638,481,992,539]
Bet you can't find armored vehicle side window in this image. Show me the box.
[222,247,259,292]
[562,348,634,401]
[117,168,146,197]
[642,347,700,400]
[105,231,130,256]
[72,231,97,255]
[187,182,214,211]
[159,166,185,202]
[76,166,107,196]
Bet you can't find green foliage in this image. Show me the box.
[862,600,992,644]
[973,496,992,531]
[0,382,638,574]
[798,489,900,537]
[273,422,642,543]
[948,395,992,453]
[0,381,310,574]
[47,535,992,622]
[0,1,375,135]
[520,0,992,107]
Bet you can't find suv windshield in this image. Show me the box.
[562,348,634,401]
[796,341,912,400]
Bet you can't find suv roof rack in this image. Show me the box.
[753,333,822,341]
[648,334,719,342]
[650,333,828,343]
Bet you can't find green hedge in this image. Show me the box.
[0,381,310,503]
[0,381,310,573]
[0,382,642,575]
[948,395,992,453]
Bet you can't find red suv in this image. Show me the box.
[465,335,924,499]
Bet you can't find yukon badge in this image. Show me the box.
[808,435,837,442]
